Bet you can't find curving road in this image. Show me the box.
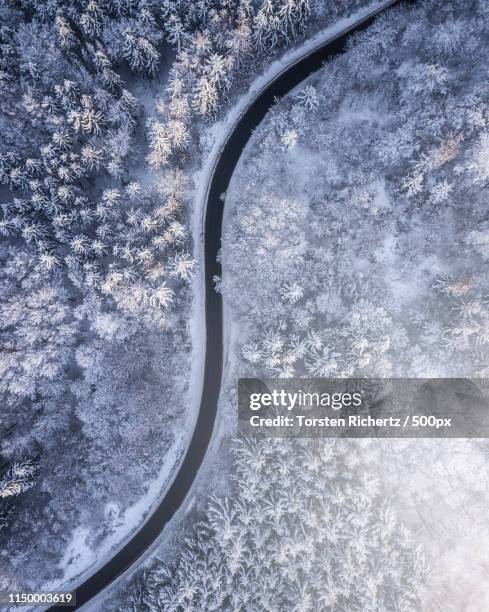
[49,1,413,609]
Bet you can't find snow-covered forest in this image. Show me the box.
[0,0,371,594]
[224,2,489,381]
[127,438,428,611]
[112,0,489,610]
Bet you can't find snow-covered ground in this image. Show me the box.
[102,0,489,608]
[6,0,488,609]
[42,437,185,594]
[3,0,395,606]
[84,5,407,609]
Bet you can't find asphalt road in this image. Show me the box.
[47,2,413,609]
